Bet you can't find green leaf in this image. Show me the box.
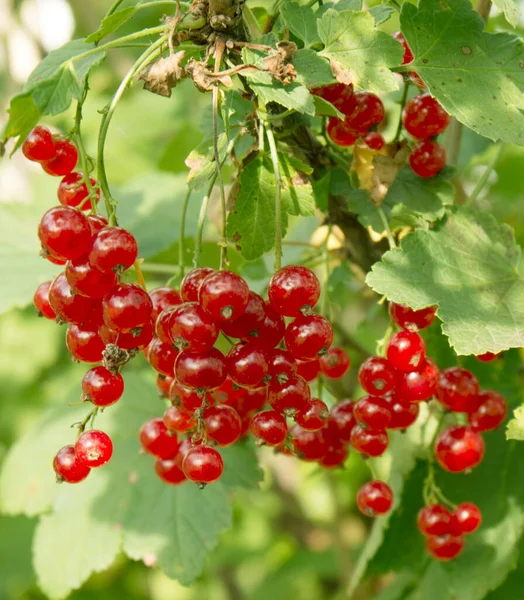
[366,209,524,355]
[401,0,524,145]
[185,133,228,191]
[294,49,335,88]
[493,0,521,28]
[506,405,524,440]
[85,7,137,43]
[313,95,345,118]
[369,5,395,25]
[0,516,36,597]
[318,9,403,93]
[280,1,320,47]
[347,189,383,233]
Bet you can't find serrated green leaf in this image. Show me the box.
[85,7,137,44]
[347,189,383,232]
[313,95,345,118]
[401,0,524,145]
[280,1,320,48]
[294,49,335,88]
[366,209,524,355]
[318,9,403,93]
[369,4,395,25]
[493,0,521,28]
[185,133,228,191]
[506,405,524,440]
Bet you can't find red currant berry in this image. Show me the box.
[48,273,97,324]
[387,395,420,430]
[409,139,446,178]
[38,206,92,261]
[386,331,426,372]
[330,400,357,442]
[164,405,195,434]
[147,338,178,377]
[66,324,105,363]
[157,375,173,398]
[237,387,267,413]
[285,314,334,361]
[169,302,218,352]
[269,375,311,413]
[245,303,285,349]
[393,31,414,65]
[226,343,269,389]
[220,291,265,338]
[100,321,154,352]
[53,445,91,483]
[417,504,453,536]
[345,92,385,134]
[318,441,349,468]
[57,172,100,209]
[81,366,124,407]
[169,380,210,412]
[251,410,288,446]
[180,267,215,302]
[425,534,464,561]
[350,425,389,457]
[469,390,507,432]
[327,117,359,147]
[296,358,321,382]
[364,132,385,150]
[173,438,194,470]
[89,227,138,273]
[354,395,393,430]
[155,307,177,344]
[182,445,224,485]
[149,286,182,322]
[319,346,350,379]
[139,418,179,459]
[199,271,250,322]
[311,83,355,114]
[87,214,108,236]
[75,430,113,468]
[396,358,439,402]
[65,258,117,298]
[267,349,297,383]
[204,405,242,446]
[44,251,66,266]
[295,398,329,431]
[389,302,437,331]
[41,138,78,176]
[154,458,187,485]
[34,281,56,320]
[435,426,485,473]
[356,480,393,517]
[403,93,450,140]
[175,348,227,390]
[102,283,153,332]
[22,126,56,162]
[476,351,499,362]
[358,356,398,396]
[453,503,481,534]
[268,265,321,317]
[291,425,328,460]
[437,367,480,413]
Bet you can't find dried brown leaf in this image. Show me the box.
[139,51,186,97]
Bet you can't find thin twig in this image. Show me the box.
[265,123,282,270]
[393,81,410,143]
[178,187,192,278]
[464,144,503,207]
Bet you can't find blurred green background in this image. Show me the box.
[1,1,524,599]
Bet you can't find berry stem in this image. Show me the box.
[194,175,216,268]
[265,122,282,271]
[134,260,147,291]
[178,187,192,279]
[393,81,410,143]
[75,407,99,438]
[464,144,504,207]
[377,207,396,249]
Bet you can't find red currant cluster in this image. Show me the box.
[22,126,80,178]
[352,302,507,562]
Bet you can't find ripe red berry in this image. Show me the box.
[139,418,179,459]
[417,504,453,536]
[354,395,393,430]
[318,441,349,468]
[469,390,507,432]
[180,267,215,302]
[356,480,393,517]
[100,321,154,352]
[174,348,227,390]
[22,126,56,162]
[41,138,78,176]
[154,458,187,485]
[350,425,389,457]
[53,445,91,483]
[245,303,285,349]
[38,206,92,261]
[284,314,334,361]
[226,343,269,389]
[403,93,450,140]
[48,273,97,324]
[173,438,194,470]
[199,271,250,322]
[164,405,195,434]
[437,367,480,413]
[453,503,481,534]
[295,398,329,431]
[330,400,356,442]
[155,307,177,344]
[364,132,385,151]
[396,358,439,402]
[476,351,499,362]
[387,395,420,430]
[389,302,437,331]
[87,214,108,236]
[157,375,173,398]
[65,258,117,298]
[425,534,464,561]
[204,405,242,447]
[89,227,138,273]
[66,324,105,363]
[296,358,321,382]
[220,291,266,338]
[327,117,359,147]
[75,430,113,468]
[44,251,66,266]
[170,380,210,412]
[319,346,350,379]
[267,349,297,383]
[435,426,485,473]
[182,445,224,485]
[57,172,99,209]
[386,331,426,372]
[268,265,321,317]
[345,92,385,134]
[393,31,414,65]
[311,83,355,114]
[147,338,178,377]
[251,410,288,446]
[102,283,153,332]
[149,286,182,322]
[291,425,328,460]
[269,375,311,413]
[168,302,218,352]
[34,281,56,320]
[409,139,446,178]
[358,356,398,396]
[82,366,124,407]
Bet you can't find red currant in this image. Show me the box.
[66,324,105,363]
[44,251,66,266]
[175,348,227,390]
[387,395,419,430]
[199,271,250,322]
[437,367,480,413]
[469,390,507,432]
[226,343,269,389]
[41,139,78,176]
[453,503,481,534]
[268,375,311,413]
[327,118,358,147]
[87,214,108,236]
[164,405,195,434]
[139,418,179,459]
[403,93,450,140]
[48,273,97,324]
[53,445,91,483]
[409,139,446,178]
[268,265,320,317]
[173,438,194,470]
[147,338,178,377]
[168,302,218,352]
[267,349,297,383]
[318,441,349,468]
[476,351,499,362]
[148,286,182,322]
[220,291,265,338]
[65,258,117,298]
[435,426,485,473]
[389,302,437,331]
[180,267,215,302]
[236,387,267,413]
[345,92,385,134]
[350,425,388,457]
[291,425,328,460]
[417,504,452,536]
[22,126,56,162]
[364,132,385,150]
[311,83,355,114]
[295,398,329,431]
[38,206,91,261]
[396,358,439,402]
[157,375,173,398]
[57,172,99,209]
[425,534,464,561]
[34,281,56,320]
[284,314,334,361]
[204,405,242,446]
[358,356,398,396]
[354,395,392,430]
[386,331,426,372]
[245,303,285,349]
[154,458,187,485]
[330,400,356,442]
[251,410,288,446]
[319,346,350,379]
[100,321,154,352]
[155,307,177,344]
[102,283,153,332]
[82,366,124,407]
[356,480,393,517]
[89,227,138,273]
[393,31,414,65]
[75,430,113,468]
[296,358,321,382]
[169,380,210,412]
[182,445,224,485]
